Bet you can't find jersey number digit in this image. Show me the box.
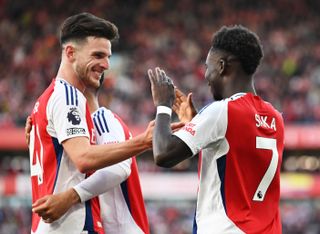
[29,125,44,185]
[253,136,279,201]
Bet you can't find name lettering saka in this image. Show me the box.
[255,114,276,131]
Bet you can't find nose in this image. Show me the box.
[100,58,110,70]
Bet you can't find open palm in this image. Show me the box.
[172,88,197,123]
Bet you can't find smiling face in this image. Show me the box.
[204,49,224,100]
[73,36,112,89]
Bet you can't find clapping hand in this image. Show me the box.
[173,88,197,123]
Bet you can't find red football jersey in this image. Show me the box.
[175,93,284,234]
[29,78,103,234]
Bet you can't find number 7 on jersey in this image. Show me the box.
[253,136,279,202]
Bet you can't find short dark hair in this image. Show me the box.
[211,25,263,75]
[59,12,119,45]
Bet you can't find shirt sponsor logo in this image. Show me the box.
[105,140,120,144]
[67,107,81,125]
[182,123,196,136]
[67,128,86,136]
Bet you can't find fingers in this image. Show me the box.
[148,69,156,86]
[172,103,178,113]
[42,212,57,223]
[155,67,163,82]
[43,217,53,223]
[32,196,48,210]
[158,68,174,85]
[187,93,193,105]
[32,197,56,223]
[175,88,186,99]
[174,92,192,107]
[25,116,32,132]
[172,100,183,113]
[187,92,197,115]
[32,196,53,220]
[26,133,30,146]
[148,67,162,85]
[25,116,32,145]
[148,67,175,108]
[155,67,166,83]
[173,89,189,112]
[148,119,155,127]
[32,203,48,214]
[174,88,187,104]
[170,122,185,132]
[148,67,174,85]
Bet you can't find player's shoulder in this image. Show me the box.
[92,107,120,131]
[93,107,114,120]
[235,93,280,113]
[198,98,227,115]
[257,95,283,119]
[94,107,127,124]
[93,107,130,139]
[246,93,284,123]
[51,78,85,107]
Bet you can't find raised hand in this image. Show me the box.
[148,67,175,108]
[173,88,197,123]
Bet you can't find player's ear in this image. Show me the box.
[219,58,226,76]
[64,44,76,62]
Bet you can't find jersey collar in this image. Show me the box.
[229,92,246,101]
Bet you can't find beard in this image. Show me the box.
[75,63,100,89]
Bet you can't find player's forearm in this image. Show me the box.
[61,188,81,206]
[79,135,149,173]
[74,161,131,202]
[153,114,175,166]
[153,114,192,167]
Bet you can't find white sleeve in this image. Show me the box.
[47,82,90,143]
[73,161,131,202]
[174,100,228,155]
[73,107,132,202]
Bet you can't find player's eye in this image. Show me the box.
[93,52,105,59]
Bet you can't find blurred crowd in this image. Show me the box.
[1,0,320,129]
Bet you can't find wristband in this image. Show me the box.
[157,106,172,116]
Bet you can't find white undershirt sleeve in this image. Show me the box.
[73,160,131,202]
